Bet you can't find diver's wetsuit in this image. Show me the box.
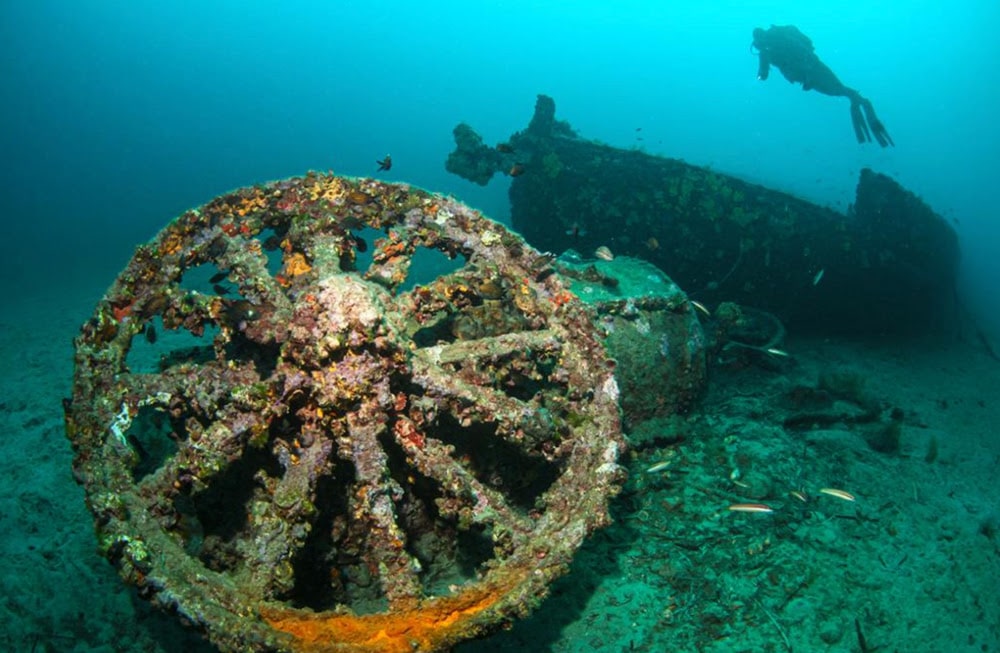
[752,25,893,147]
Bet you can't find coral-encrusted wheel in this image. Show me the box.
[64,173,625,653]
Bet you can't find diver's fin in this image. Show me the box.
[850,100,871,144]
[861,100,894,147]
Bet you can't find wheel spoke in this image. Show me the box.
[364,229,415,292]
[393,418,533,541]
[409,349,567,458]
[346,406,422,609]
[240,429,334,598]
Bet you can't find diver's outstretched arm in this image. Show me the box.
[757,51,771,80]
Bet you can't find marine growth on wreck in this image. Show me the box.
[447,95,960,335]
[64,173,627,653]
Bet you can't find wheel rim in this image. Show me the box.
[65,173,625,652]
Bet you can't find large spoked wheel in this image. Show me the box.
[65,173,625,653]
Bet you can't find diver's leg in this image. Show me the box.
[807,62,850,98]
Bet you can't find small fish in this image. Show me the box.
[594,246,614,261]
[646,461,671,473]
[727,503,774,513]
[765,347,789,357]
[819,487,856,502]
[213,283,231,296]
[221,299,258,329]
[351,234,368,253]
[789,490,808,503]
[508,162,526,177]
[376,154,392,172]
[145,323,157,344]
[644,236,659,250]
[635,127,643,132]
[496,143,514,153]
[565,222,587,238]
[534,267,556,282]
[209,271,228,284]
[813,268,825,286]
[690,300,711,317]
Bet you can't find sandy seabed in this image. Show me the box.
[2,281,997,653]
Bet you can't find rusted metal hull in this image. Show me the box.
[447,95,959,334]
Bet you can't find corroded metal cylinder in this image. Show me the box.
[64,174,626,652]
[557,254,707,425]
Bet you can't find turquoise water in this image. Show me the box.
[2,2,999,652]
[3,1,998,320]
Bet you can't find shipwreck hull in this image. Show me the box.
[448,95,959,334]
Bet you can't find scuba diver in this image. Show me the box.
[751,25,893,147]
